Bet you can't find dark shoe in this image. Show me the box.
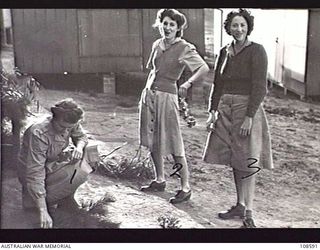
[241,217,257,228]
[140,181,166,192]
[169,190,192,204]
[218,203,245,219]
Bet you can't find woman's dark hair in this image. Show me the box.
[153,9,187,38]
[224,9,254,36]
[51,98,84,123]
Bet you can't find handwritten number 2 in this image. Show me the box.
[170,163,183,178]
[242,158,261,179]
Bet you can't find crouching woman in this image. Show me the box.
[17,98,95,228]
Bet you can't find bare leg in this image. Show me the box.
[233,169,245,206]
[151,151,165,182]
[172,155,190,192]
[218,168,250,220]
[240,171,257,227]
[242,172,256,212]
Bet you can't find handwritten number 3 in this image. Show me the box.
[170,163,183,179]
[242,158,261,179]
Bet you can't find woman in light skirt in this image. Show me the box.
[139,9,209,203]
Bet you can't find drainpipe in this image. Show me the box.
[217,8,223,48]
[304,9,310,98]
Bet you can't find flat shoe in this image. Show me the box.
[241,217,257,228]
[169,190,191,204]
[140,180,166,192]
[218,203,245,220]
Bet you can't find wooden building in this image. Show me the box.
[11,9,209,74]
[11,9,320,98]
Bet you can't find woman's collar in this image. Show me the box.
[226,38,252,57]
[159,37,181,50]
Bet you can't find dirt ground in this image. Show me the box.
[1,48,320,229]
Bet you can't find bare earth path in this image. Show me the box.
[1,85,319,228]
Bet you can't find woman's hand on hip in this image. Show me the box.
[178,81,192,98]
[240,116,253,136]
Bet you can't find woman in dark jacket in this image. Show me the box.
[203,9,273,228]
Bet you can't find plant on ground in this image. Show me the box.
[157,214,181,229]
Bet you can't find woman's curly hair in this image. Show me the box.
[153,9,188,38]
[224,9,254,36]
[51,98,84,123]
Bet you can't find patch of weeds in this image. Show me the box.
[78,192,117,212]
[97,147,154,181]
[157,214,181,229]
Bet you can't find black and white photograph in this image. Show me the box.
[0,5,319,239]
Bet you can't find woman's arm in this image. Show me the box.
[146,39,162,70]
[246,44,268,117]
[25,128,53,228]
[179,64,209,97]
[208,49,226,113]
[71,124,88,160]
[187,63,210,84]
[240,44,268,136]
[178,43,209,97]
